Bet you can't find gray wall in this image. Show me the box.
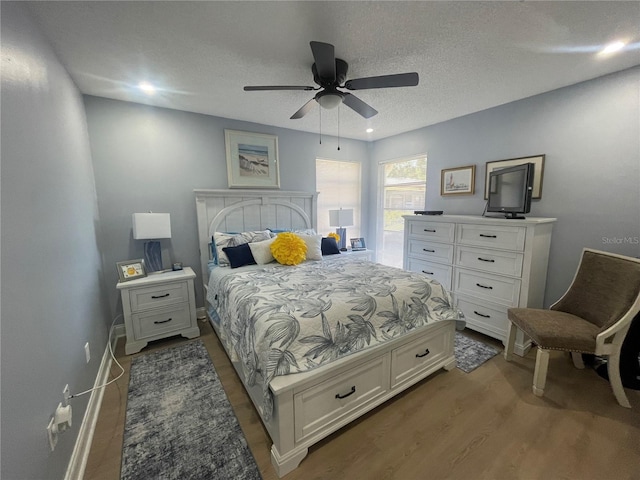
[83,96,371,316]
[371,66,640,305]
[1,3,111,479]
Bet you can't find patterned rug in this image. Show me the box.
[121,340,261,480]
[454,332,500,373]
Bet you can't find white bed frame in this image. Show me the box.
[195,189,457,477]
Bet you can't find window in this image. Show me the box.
[377,155,427,267]
[316,159,361,244]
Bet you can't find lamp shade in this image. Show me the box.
[329,208,354,227]
[132,213,171,239]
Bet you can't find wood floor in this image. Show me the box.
[84,319,640,480]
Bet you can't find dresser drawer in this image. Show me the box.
[406,258,452,290]
[294,355,389,442]
[455,245,524,277]
[130,281,190,311]
[456,224,526,251]
[407,239,454,264]
[390,324,451,389]
[454,269,521,306]
[132,303,192,340]
[407,220,455,243]
[456,294,508,340]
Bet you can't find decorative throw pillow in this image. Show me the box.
[321,237,341,255]
[213,230,271,266]
[248,237,276,265]
[300,234,322,261]
[222,243,256,269]
[270,232,307,265]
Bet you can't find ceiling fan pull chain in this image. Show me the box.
[319,106,322,144]
[337,106,341,151]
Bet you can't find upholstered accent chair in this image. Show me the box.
[504,248,640,408]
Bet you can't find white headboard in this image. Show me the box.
[194,189,318,286]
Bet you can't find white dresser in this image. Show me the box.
[117,267,200,354]
[403,215,556,355]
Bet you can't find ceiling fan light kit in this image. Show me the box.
[244,41,419,120]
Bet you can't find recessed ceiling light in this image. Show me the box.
[600,41,626,55]
[138,82,156,94]
[366,128,374,133]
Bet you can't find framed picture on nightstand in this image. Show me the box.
[350,238,366,251]
[116,259,147,282]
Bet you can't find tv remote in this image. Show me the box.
[414,210,443,215]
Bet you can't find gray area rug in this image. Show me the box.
[454,332,500,373]
[121,340,262,480]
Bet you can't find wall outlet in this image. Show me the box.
[84,342,90,363]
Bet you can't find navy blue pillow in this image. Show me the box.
[321,237,341,255]
[222,243,257,268]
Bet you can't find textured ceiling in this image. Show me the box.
[26,1,640,141]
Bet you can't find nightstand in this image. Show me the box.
[117,267,200,354]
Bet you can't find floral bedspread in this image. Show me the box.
[206,257,459,420]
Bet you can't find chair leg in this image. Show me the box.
[571,352,585,369]
[607,351,631,408]
[532,348,550,397]
[504,321,517,361]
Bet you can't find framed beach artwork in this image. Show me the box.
[225,130,280,189]
[484,154,545,199]
[441,165,476,196]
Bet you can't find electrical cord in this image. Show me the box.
[68,315,125,399]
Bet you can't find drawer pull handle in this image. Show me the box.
[416,348,430,358]
[151,293,170,299]
[479,234,497,238]
[424,229,436,233]
[422,270,434,275]
[153,318,172,325]
[478,257,495,263]
[335,386,356,399]
[474,310,491,318]
[476,283,493,290]
[423,248,435,253]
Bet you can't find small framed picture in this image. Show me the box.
[441,165,476,196]
[116,259,147,282]
[350,238,366,251]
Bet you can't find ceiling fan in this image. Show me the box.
[244,41,419,120]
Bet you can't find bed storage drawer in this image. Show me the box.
[294,355,390,443]
[390,324,450,389]
[132,304,192,339]
[130,281,190,311]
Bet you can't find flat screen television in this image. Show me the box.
[487,163,534,219]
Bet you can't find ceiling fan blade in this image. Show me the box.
[290,98,317,119]
[342,93,378,119]
[345,72,419,90]
[310,41,336,82]
[244,85,316,91]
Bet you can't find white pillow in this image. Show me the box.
[248,237,276,265]
[300,234,322,261]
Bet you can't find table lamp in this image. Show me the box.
[329,208,354,251]
[132,213,171,272]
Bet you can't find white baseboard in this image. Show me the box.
[64,326,125,480]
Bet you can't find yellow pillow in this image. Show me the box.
[270,232,307,265]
